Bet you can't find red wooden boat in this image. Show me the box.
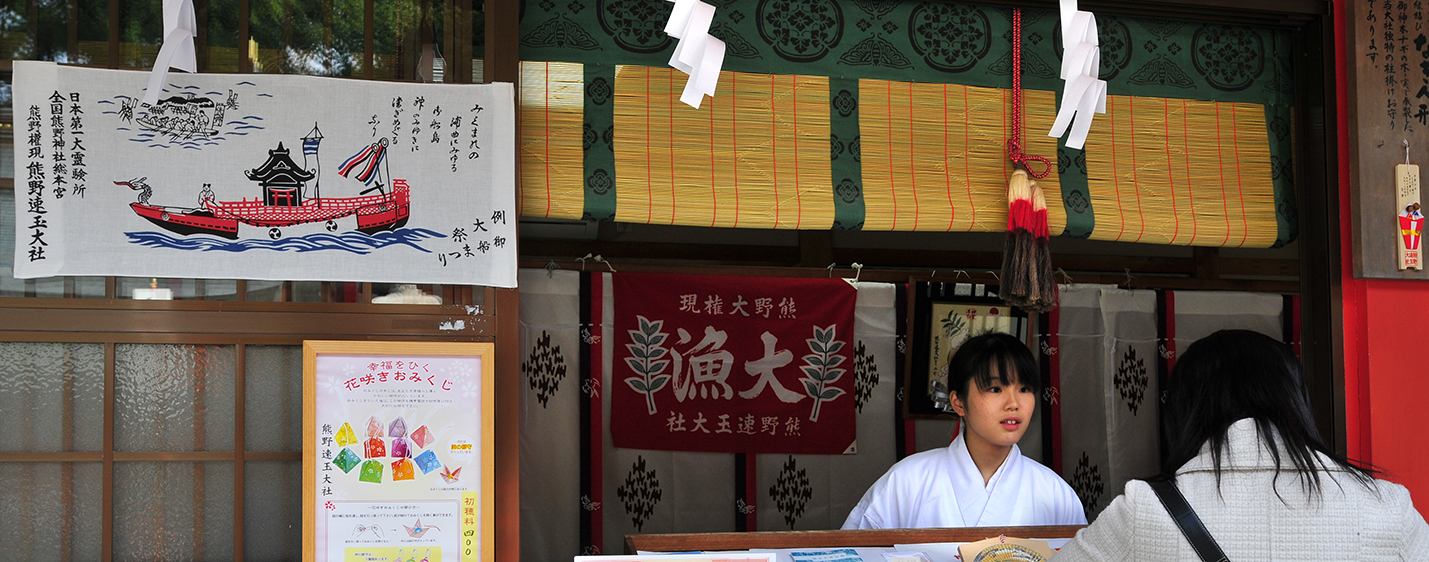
[124,127,410,239]
[128,180,410,240]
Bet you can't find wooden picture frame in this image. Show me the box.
[303,341,496,562]
[903,280,1031,419]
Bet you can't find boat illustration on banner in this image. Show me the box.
[120,124,410,240]
[133,93,223,139]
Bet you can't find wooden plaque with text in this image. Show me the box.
[1347,0,1429,279]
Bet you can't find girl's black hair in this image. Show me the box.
[948,332,1041,402]
[1159,329,1375,498]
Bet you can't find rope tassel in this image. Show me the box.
[1001,9,1057,313]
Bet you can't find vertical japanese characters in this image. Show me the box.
[69,93,88,198]
[440,209,507,267]
[320,423,337,497]
[1370,0,1429,129]
[26,90,87,263]
[25,102,47,262]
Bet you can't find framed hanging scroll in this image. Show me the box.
[303,341,495,562]
[1347,0,1429,279]
[904,280,1032,419]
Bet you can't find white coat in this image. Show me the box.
[1053,418,1429,561]
[843,431,1087,529]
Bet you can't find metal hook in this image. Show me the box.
[954,269,970,279]
[988,270,1001,282]
[545,260,562,278]
[576,253,593,271]
[1056,267,1073,285]
[851,263,864,283]
[1407,139,1412,166]
[593,254,616,273]
[828,263,837,278]
[1124,267,1134,287]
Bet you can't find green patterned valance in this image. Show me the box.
[517,0,1298,248]
[520,0,1294,105]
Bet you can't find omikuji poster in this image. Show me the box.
[611,273,857,454]
[12,62,516,287]
[305,342,494,562]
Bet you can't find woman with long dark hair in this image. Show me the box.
[1054,330,1428,560]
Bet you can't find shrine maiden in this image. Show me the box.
[843,333,1086,529]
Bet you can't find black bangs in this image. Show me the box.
[968,352,1026,392]
[948,332,1041,399]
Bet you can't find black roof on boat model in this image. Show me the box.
[244,142,316,183]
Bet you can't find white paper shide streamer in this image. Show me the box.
[1048,0,1107,149]
[141,0,199,107]
[665,0,726,109]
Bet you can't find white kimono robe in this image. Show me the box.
[842,432,1087,529]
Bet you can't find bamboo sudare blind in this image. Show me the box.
[857,82,1067,234]
[611,66,833,230]
[516,1,1298,248]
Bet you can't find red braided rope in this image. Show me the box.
[1008,9,1052,179]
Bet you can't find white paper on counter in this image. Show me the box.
[751,547,899,562]
[892,543,967,562]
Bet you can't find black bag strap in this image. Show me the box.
[1147,479,1230,562]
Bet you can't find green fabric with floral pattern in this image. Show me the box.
[520,0,1298,246]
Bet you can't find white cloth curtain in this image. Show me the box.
[1056,284,1159,521]
[755,282,901,530]
[1171,291,1284,355]
[518,269,583,561]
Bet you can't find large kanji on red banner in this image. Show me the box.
[611,273,857,454]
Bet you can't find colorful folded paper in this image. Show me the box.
[334,447,361,473]
[335,422,358,446]
[359,459,383,483]
[365,436,386,458]
[414,450,441,474]
[392,458,415,481]
[391,436,412,459]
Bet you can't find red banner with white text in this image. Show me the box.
[611,273,857,454]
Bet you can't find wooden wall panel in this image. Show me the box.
[1346,0,1429,279]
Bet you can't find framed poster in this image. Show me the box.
[904,280,1031,419]
[303,341,495,562]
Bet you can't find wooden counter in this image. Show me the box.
[625,526,1087,554]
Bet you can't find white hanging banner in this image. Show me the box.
[664,0,725,109]
[1049,0,1106,150]
[141,0,198,107]
[13,62,518,287]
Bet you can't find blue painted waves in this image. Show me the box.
[125,228,445,254]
